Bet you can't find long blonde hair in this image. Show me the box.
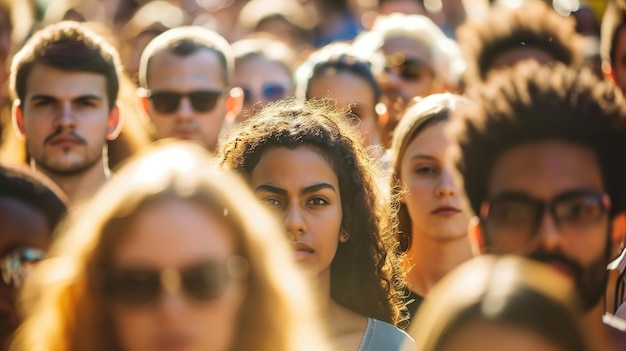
[11,141,330,351]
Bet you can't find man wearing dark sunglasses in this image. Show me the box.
[0,164,67,351]
[353,13,464,147]
[137,26,242,153]
[454,62,626,351]
[9,21,123,206]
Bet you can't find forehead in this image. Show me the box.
[488,140,604,199]
[147,49,226,90]
[382,36,431,63]
[308,72,376,107]
[234,58,291,84]
[403,120,449,158]
[0,197,50,254]
[24,64,108,101]
[113,198,235,268]
[251,146,339,189]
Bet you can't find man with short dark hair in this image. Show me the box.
[137,26,241,153]
[9,21,122,205]
[454,62,626,351]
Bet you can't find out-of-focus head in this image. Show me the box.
[12,141,329,351]
[220,98,407,326]
[453,61,626,311]
[601,0,626,93]
[390,93,472,251]
[457,1,583,88]
[353,13,465,135]
[118,0,188,83]
[0,163,66,350]
[409,255,588,351]
[137,26,239,152]
[232,34,296,122]
[296,42,384,146]
[238,0,315,51]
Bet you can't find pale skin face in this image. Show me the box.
[111,198,245,351]
[234,57,293,122]
[307,72,381,146]
[141,50,228,152]
[14,64,120,177]
[250,146,344,281]
[399,121,471,240]
[472,141,610,310]
[437,320,563,351]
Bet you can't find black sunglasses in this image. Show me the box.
[1,247,45,288]
[241,83,287,105]
[385,56,433,81]
[482,190,609,250]
[103,256,248,306]
[144,89,224,114]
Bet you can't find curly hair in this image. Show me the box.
[219,98,407,326]
[453,61,626,220]
[457,1,582,87]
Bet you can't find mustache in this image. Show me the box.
[528,250,583,278]
[44,128,86,145]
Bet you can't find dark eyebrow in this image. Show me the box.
[301,183,336,195]
[74,94,103,102]
[29,94,57,102]
[255,184,287,196]
[254,183,337,196]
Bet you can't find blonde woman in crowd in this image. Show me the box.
[11,141,330,351]
[220,99,415,351]
[389,94,473,318]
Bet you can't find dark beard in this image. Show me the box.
[528,249,608,312]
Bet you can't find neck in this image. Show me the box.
[583,303,626,351]
[404,229,472,297]
[33,158,110,206]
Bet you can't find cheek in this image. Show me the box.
[112,308,155,351]
[402,178,432,217]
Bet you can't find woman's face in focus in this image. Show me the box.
[399,120,471,241]
[110,198,246,351]
[250,146,344,280]
[437,320,563,351]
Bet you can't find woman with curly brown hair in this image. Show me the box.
[219,99,414,351]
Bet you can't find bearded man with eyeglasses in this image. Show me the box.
[453,61,626,351]
[137,26,242,153]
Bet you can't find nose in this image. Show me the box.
[284,203,307,240]
[54,102,75,130]
[176,96,194,120]
[535,210,563,252]
[435,168,457,198]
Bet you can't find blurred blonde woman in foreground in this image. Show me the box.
[11,141,330,351]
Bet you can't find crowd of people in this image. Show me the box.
[0,0,626,350]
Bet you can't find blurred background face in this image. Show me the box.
[235,57,293,122]
[144,49,227,151]
[0,197,48,350]
[381,37,440,122]
[399,121,471,240]
[110,198,245,351]
[307,72,381,146]
[485,141,609,311]
[437,320,563,351]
